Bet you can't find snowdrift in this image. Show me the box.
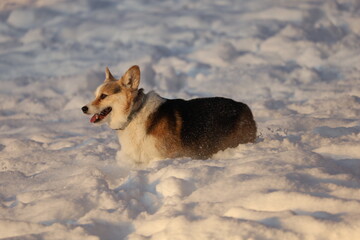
[0,0,360,239]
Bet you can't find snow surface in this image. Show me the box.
[1,0,360,239]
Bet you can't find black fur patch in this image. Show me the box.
[147,97,256,159]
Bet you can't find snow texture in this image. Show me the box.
[0,0,360,239]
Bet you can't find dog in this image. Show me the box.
[82,65,257,163]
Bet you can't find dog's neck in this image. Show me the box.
[113,88,146,131]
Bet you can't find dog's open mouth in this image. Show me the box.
[90,107,112,123]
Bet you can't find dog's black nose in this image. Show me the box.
[82,106,88,113]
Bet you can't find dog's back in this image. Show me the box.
[146,97,257,159]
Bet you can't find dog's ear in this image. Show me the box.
[105,67,116,82]
[120,65,140,90]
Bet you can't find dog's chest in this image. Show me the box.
[116,94,165,163]
[117,125,161,163]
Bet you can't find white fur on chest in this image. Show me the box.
[116,92,165,163]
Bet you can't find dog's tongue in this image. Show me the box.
[90,113,101,123]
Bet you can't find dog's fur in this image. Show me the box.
[82,65,257,163]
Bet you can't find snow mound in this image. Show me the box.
[1,0,360,239]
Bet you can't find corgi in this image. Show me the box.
[82,65,257,163]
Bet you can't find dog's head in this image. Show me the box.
[82,65,141,130]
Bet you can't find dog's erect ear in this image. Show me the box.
[105,67,116,82]
[120,65,140,90]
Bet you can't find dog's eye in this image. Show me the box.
[100,94,108,100]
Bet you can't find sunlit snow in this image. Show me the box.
[0,0,360,239]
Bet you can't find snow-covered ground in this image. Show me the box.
[1,0,360,239]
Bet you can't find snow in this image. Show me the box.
[0,0,360,239]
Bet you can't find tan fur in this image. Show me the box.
[120,66,140,89]
[91,82,121,106]
[120,66,141,115]
[101,82,121,94]
[146,111,183,158]
[105,67,116,81]
[91,98,101,106]
[123,90,133,114]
